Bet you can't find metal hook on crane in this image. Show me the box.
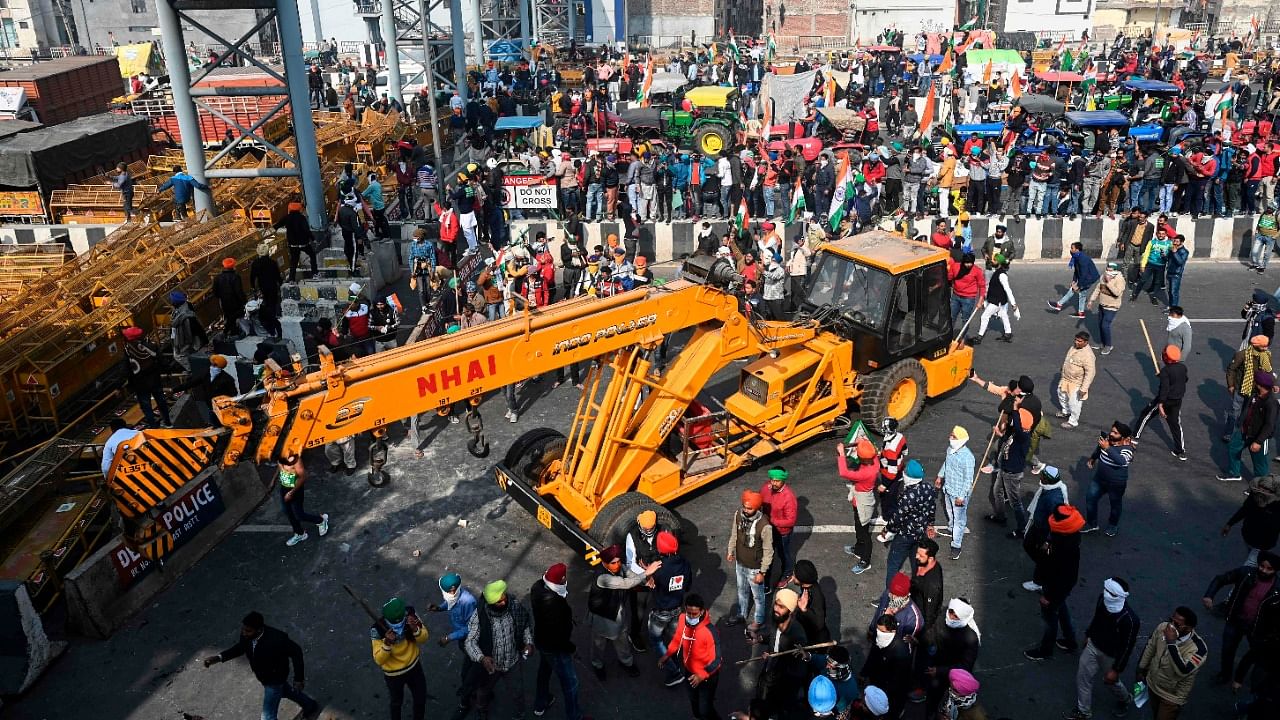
[465,407,489,458]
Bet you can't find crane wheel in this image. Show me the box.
[504,428,567,487]
[859,359,928,433]
[368,469,390,487]
[591,491,683,548]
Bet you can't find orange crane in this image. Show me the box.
[106,231,973,562]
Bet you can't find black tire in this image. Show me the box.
[693,124,730,157]
[859,358,928,433]
[503,427,567,488]
[591,491,681,548]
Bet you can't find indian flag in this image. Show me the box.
[827,153,854,231]
[728,32,740,62]
[637,57,655,106]
[1217,87,1235,121]
[767,33,777,62]
[787,178,806,224]
[733,197,750,238]
[709,42,717,61]
[958,16,978,31]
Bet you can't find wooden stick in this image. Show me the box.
[968,410,1006,497]
[1138,318,1160,375]
[735,640,838,666]
[953,299,984,348]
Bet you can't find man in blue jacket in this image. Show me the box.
[158,169,211,220]
[1048,241,1100,319]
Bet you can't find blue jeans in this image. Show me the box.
[262,682,319,720]
[943,492,969,549]
[884,534,916,589]
[1212,180,1226,215]
[1044,183,1060,214]
[1252,236,1275,270]
[1139,179,1160,212]
[1057,282,1093,313]
[648,608,682,682]
[1159,184,1174,213]
[1098,308,1116,347]
[734,562,768,625]
[1085,476,1127,529]
[950,295,977,336]
[1168,273,1182,307]
[585,183,603,220]
[719,185,731,216]
[764,186,776,217]
[534,651,582,720]
[1127,182,1142,211]
[562,187,581,216]
[1037,597,1077,653]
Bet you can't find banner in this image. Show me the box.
[501,175,558,210]
[109,477,225,588]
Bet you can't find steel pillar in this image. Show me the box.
[381,0,404,102]
[519,0,532,62]
[565,0,574,42]
[276,0,327,229]
[309,0,324,42]
[154,0,212,215]
[450,1,469,103]
[419,0,444,165]
[470,0,484,63]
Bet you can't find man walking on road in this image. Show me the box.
[879,459,936,589]
[1133,345,1189,461]
[1218,370,1279,483]
[761,467,798,588]
[726,490,774,643]
[531,563,585,720]
[1084,422,1135,536]
[1066,578,1140,720]
[1048,242,1100,318]
[1222,336,1272,441]
[935,426,975,560]
[203,611,320,720]
[1135,607,1209,720]
[659,593,723,720]
[1086,262,1125,356]
[370,598,430,720]
[1201,551,1280,685]
[1056,331,1096,429]
[1024,505,1084,661]
[462,580,533,720]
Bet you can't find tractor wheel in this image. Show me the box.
[590,491,682,548]
[694,125,730,156]
[860,359,928,433]
[503,427,567,488]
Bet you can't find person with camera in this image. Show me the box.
[1083,421,1135,537]
[370,597,430,720]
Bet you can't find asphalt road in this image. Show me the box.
[12,260,1277,720]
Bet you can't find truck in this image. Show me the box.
[106,231,973,563]
[0,56,124,126]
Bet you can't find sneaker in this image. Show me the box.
[318,514,330,537]
[623,663,640,678]
[1149,295,1159,305]
[1071,312,1085,319]
[934,526,953,538]
[1172,451,1187,461]
[504,410,513,421]
[344,465,355,476]
[1104,527,1119,537]
[1090,344,1102,350]
[1055,411,1071,418]
[629,636,647,653]
[1061,421,1078,429]
[984,514,1007,526]
[1056,638,1078,652]
[843,544,861,556]
[1258,267,1266,275]
[1080,525,1100,534]
[533,696,556,716]
[509,412,518,423]
[450,416,460,424]
[1024,647,1052,661]
[1022,580,1043,592]
[1047,301,1063,312]
[723,615,745,627]
[663,675,684,687]
[1217,475,1243,482]
[286,532,309,547]
[851,562,871,575]
[950,548,962,560]
[1101,346,1113,355]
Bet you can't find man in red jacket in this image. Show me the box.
[659,593,722,720]
[948,251,986,336]
[761,467,798,588]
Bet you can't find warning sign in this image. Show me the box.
[502,175,558,210]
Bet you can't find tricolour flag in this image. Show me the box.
[918,82,936,135]
[636,57,655,106]
[1011,71,1023,98]
[1216,87,1235,122]
[787,178,806,224]
[733,197,750,238]
[823,74,836,107]
[958,16,978,31]
[938,47,954,74]
[767,33,777,62]
[827,153,854,231]
[728,32,740,62]
[982,59,992,85]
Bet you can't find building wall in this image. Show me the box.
[851,1,957,43]
[628,0,717,44]
[69,3,262,51]
[763,0,849,43]
[1001,0,1093,37]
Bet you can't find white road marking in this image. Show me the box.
[792,525,857,533]
[1189,319,1257,323]
[234,524,295,533]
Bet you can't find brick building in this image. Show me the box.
[758,0,848,45]
[629,0,718,44]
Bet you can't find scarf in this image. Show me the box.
[943,689,979,718]
[442,589,460,610]
[886,593,910,613]
[1024,477,1068,535]
[739,511,762,548]
[545,579,568,598]
[1166,315,1189,333]
[1102,578,1129,613]
[946,598,981,642]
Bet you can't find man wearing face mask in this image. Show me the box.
[859,615,912,719]
[868,572,922,642]
[427,574,479,711]
[939,669,985,720]
[625,510,666,654]
[1201,551,1279,685]
[649,530,692,687]
[823,646,861,717]
[462,580,533,720]
[757,589,810,717]
[725,490,775,644]
[879,460,936,590]
[1024,504,1084,661]
[588,544,661,681]
[928,598,981,713]
[935,426,975,560]
[370,597,430,720]
[658,593,723,720]
[1135,606,1208,719]
[876,417,909,529]
[1067,577,1140,720]
[530,563,584,720]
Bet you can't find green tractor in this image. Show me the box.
[665,86,740,156]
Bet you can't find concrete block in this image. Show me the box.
[62,464,271,639]
[0,581,66,694]
[280,316,308,360]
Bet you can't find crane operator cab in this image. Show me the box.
[723,231,970,434]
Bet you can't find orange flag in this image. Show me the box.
[918,82,936,135]
[938,47,953,74]
[1011,71,1023,98]
[982,59,992,85]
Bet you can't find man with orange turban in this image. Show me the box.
[725,488,774,643]
[1025,504,1084,661]
[212,256,248,340]
[1133,345,1188,461]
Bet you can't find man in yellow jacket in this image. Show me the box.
[1135,606,1208,719]
[371,597,430,720]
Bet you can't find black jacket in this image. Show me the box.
[176,366,237,403]
[250,256,283,300]
[1205,566,1280,629]
[860,637,912,716]
[284,210,312,248]
[1032,531,1081,603]
[1155,361,1188,403]
[794,584,831,644]
[529,579,575,653]
[910,562,945,633]
[1241,393,1279,444]
[213,269,247,316]
[1229,493,1280,552]
[1084,597,1141,672]
[218,626,305,686]
[931,624,979,675]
